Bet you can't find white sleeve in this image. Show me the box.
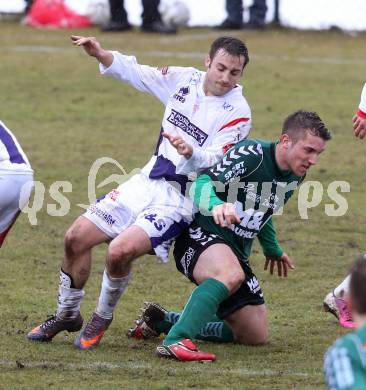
[176,109,252,175]
[99,51,194,105]
[358,83,366,113]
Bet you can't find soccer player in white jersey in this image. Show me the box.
[323,82,366,329]
[27,35,252,349]
[353,82,366,139]
[0,121,33,247]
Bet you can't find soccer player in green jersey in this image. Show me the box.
[128,110,331,361]
[324,254,366,390]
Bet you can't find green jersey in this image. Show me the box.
[324,325,366,390]
[190,139,303,262]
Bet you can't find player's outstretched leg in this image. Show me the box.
[27,311,83,342]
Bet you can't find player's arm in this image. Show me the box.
[71,35,194,104]
[71,35,113,67]
[258,218,294,277]
[353,82,366,139]
[174,108,252,175]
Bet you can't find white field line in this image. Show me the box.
[0,359,313,377]
[4,45,366,66]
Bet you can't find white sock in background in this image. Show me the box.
[333,274,351,298]
[96,269,132,319]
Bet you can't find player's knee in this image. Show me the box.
[107,242,137,265]
[64,225,87,257]
[235,328,268,346]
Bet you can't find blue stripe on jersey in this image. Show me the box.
[150,219,190,249]
[0,123,26,164]
[154,127,164,156]
[149,155,188,194]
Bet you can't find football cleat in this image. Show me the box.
[324,291,356,329]
[156,339,216,362]
[127,301,167,340]
[323,291,339,319]
[336,297,356,329]
[27,311,83,342]
[74,312,112,350]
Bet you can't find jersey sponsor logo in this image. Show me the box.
[180,246,195,276]
[247,276,261,294]
[224,160,247,182]
[173,86,190,103]
[88,204,116,226]
[189,226,218,246]
[223,102,234,111]
[167,109,208,146]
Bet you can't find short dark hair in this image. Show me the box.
[209,36,249,69]
[350,254,366,314]
[282,110,332,142]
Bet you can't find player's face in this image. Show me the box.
[204,49,245,96]
[283,131,326,176]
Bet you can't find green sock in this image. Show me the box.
[196,320,234,343]
[156,311,234,343]
[163,278,230,346]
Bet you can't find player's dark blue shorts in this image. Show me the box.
[173,223,265,319]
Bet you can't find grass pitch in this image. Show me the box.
[1,23,366,389]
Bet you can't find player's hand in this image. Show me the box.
[163,132,193,158]
[264,252,295,277]
[212,203,241,227]
[70,35,113,67]
[71,35,102,56]
[352,114,366,139]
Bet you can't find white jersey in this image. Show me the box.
[358,82,366,114]
[100,52,251,194]
[0,121,32,175]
